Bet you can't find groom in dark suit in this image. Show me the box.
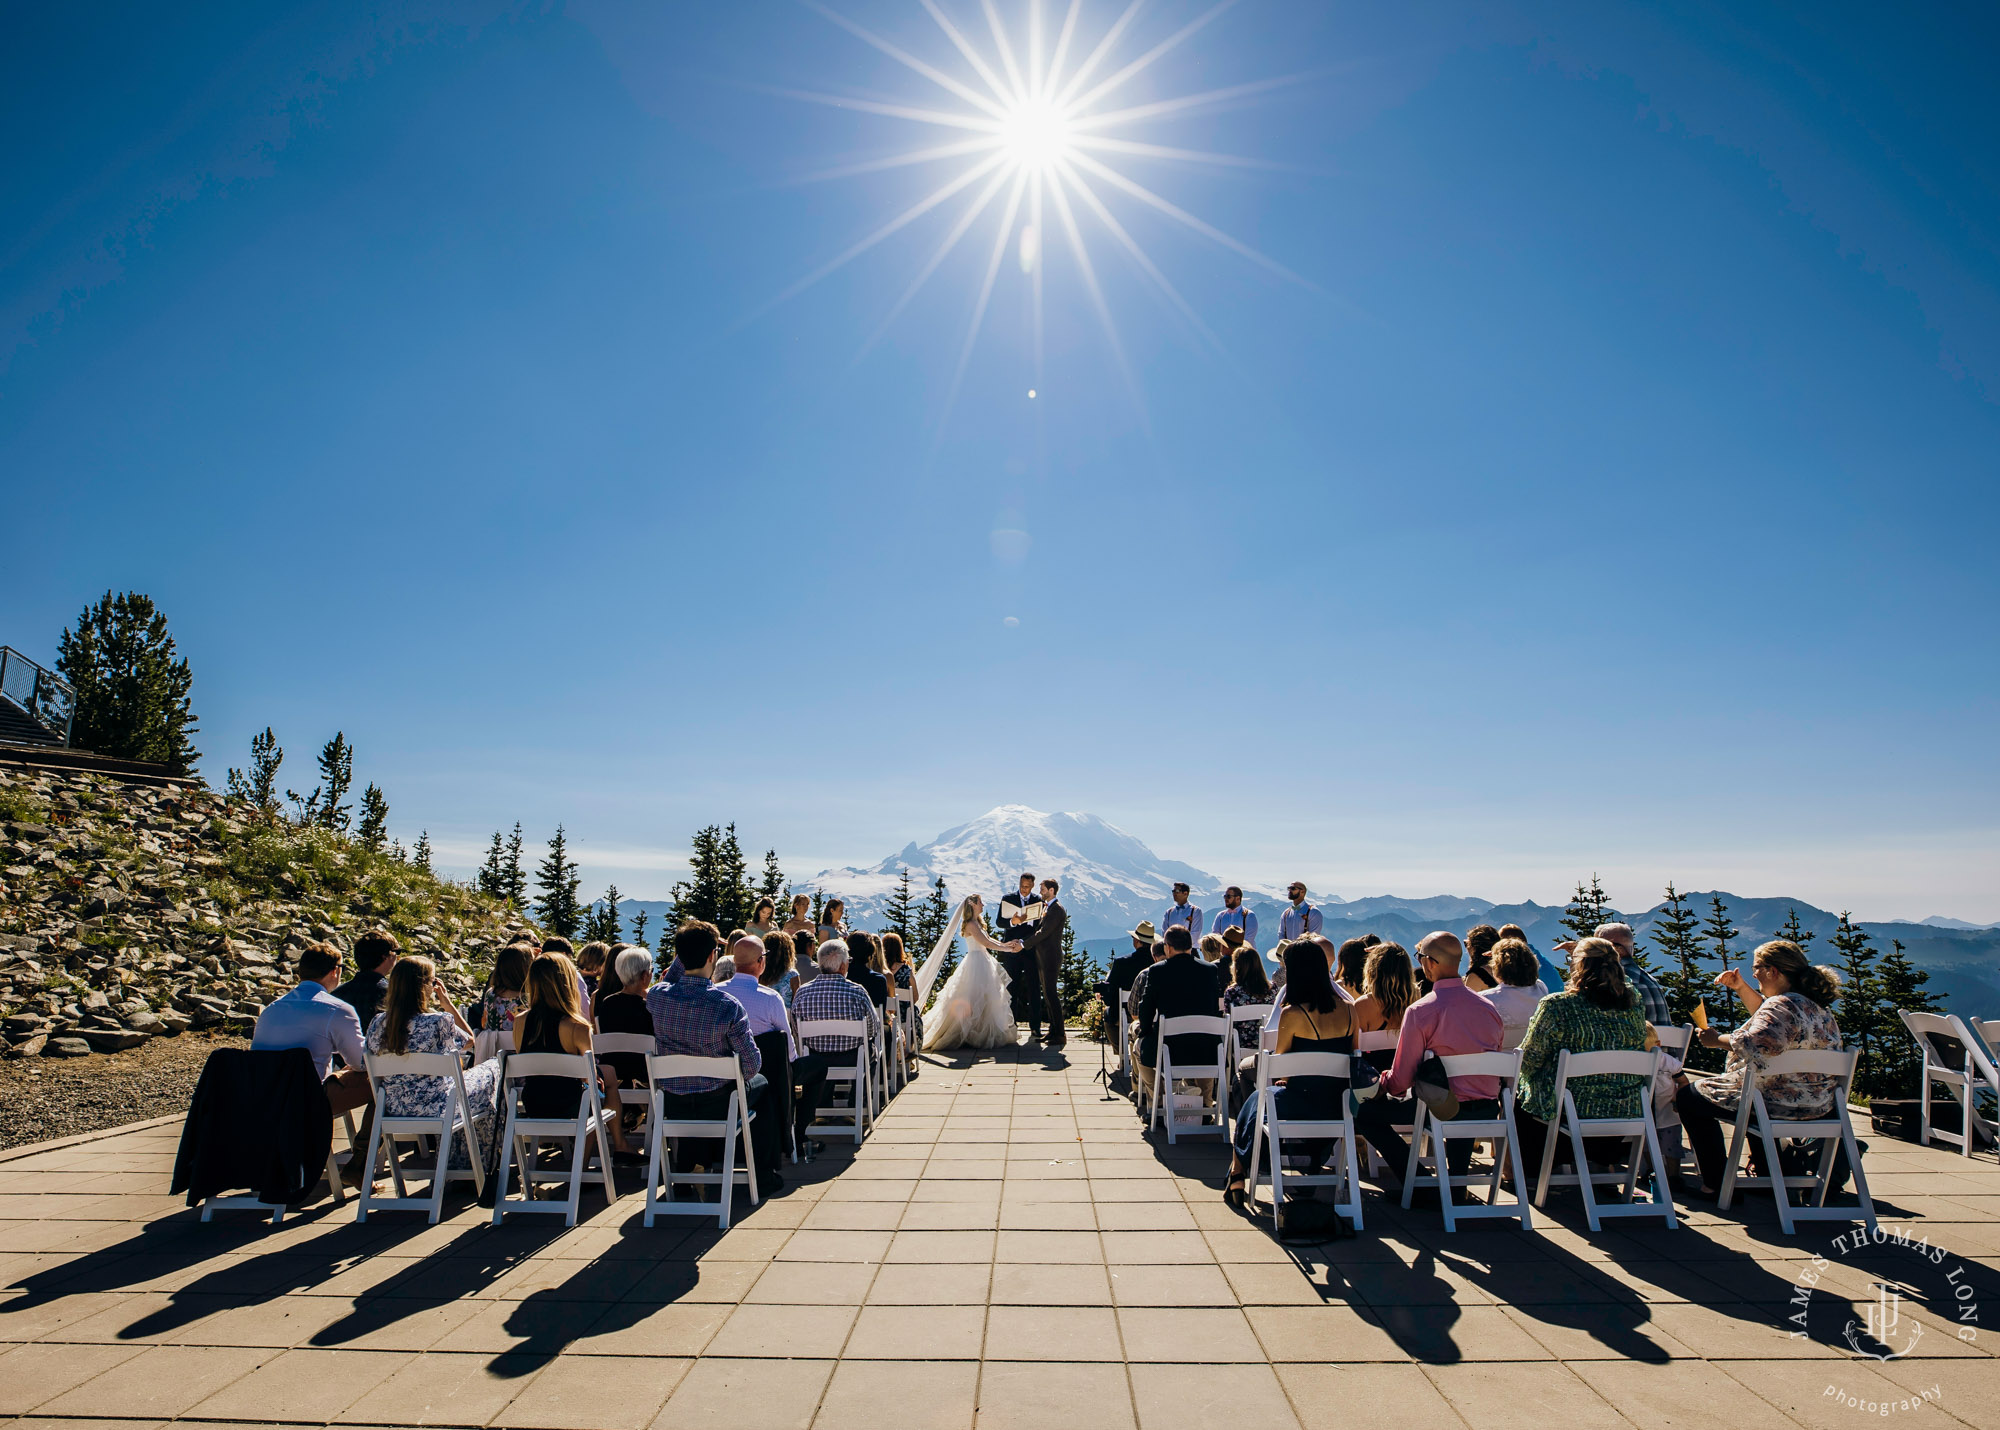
[1016,879,1069,1048]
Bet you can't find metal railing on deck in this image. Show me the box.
[0,645,75,745]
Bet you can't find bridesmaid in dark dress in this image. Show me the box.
[1226,941,1354,1206]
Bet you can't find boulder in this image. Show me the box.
[1,1013,47,1036]
[44,1036,92,1057]
[124,1011,167,1034]
[80,1028,150,1052]
[7,1033,48,1058]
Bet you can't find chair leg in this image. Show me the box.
[1438,1133,1459,1234]
[1640,1119,1677,1230]
[1341,1126,1365,1232]
[1533,1108,1561,1208]
[1718,1100,1755,1211]
[1841,1116,1878,1233]
[1400,1104,1427,1210]
[357,1115,387,1222]
[1757,1114,1795,1235]
[1504,1128,1533,1231]
[1566,1109,1601,1232]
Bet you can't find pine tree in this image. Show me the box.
[356,782,390,852]
[1829,913,1884,1097]
[224,727,283,817]
[503,824,528,908]
[390,838,406,862]
[631,907,649,948]
[535,825,583,940]
[810,887,827,929]
[1652,883,1708,1027]
[412,831,433,874]
[1874,939,1940,1098]
[1777,908,1816,950]
[288,732,355,830]
[1701,895,1742,1029]
[1561,874,1613,942]
[477,832,506,898]
[1056,920,1103,1025]
[884,868,917,950]
[669,826,731,928]
[913,877,953,987]
[582,884,623,945]
[759,849,785,903]
[56,590,201,772]
[716,824,753,930]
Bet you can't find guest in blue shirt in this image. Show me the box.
[1278,883,1324,941]
[252,942,371,1117]
[1161,883,1205,940]
[1210,887,1258,949]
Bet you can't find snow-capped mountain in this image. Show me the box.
[800,805,1319,941]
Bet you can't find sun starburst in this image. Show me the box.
[768,0,1316,428]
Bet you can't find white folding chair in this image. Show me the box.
[1148,1015,1229,1143]
[1243,1048,1366,1233]
[1719,1047,1877,1234]
[357,1051,488,1224]
[1651,1024,1695,1059]
[1532,1048,1676,1231]
[1900,1011,1997,1158]
[797,1019,872,1144]
[198,1108,348,1224]
[642,1053,760,1230]
[471,1028,508,1065]
[490,1052,619,1227]
[873,1012,893,1112]
[1401,1051,1533,1232]
[1354,1031,1409,1178]
[592,1031,655,1144]
[1116,990,1133,1078]
[894,989,919,1084]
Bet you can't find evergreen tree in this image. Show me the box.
[1874,939,1940,1098]
[1561,874,1614,942]
[913,877,953,987]
[1651,883,1708,1027]
[670,826,731,927]
[583,883,623,945]
[1701,895,1742,1029]
[1776,908,1816,950]
[1829,912,1884,1097]
[810,887,827,929]
[716,823,753,930]
[477,832,507,898]
[412,831,433,874]
[1056,921,1104,1025]
[759,849,785,903]
[535,825,583,940]
[56,590,201,772]
[356,782,390,852]
[390,838,406,862]
[224,727,283,817]
[503,824,528,907]
[884,868,917,950]
[631,907,649,948]
[287,732,355,830]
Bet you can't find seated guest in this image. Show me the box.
[882,931,921,1043]
[1135,926,1225,1109]
[645,922,769,1174]
[1224,940,1355,1205]
[596,946,655,1091]
[1499,923,1528,942]
[1462,924,1502,992]
[1353,932,1504,1187]
[514,952,634,1157]
[333,929,398,1033]
[1354,943,1417,1050]
[1198,933,1232,998]
[760,932,798,1009]
[1597,922,1672,1028]
[576,942,610,1004]
[791,929,819,992]
[1478,937,1548,1050]
[474,943,532,1035]
[1510,938,1651,1180]
[1223,948,1273,1051]
[792,941,880,1153]
[847,930,895,1064]
[1674,940,1844,1198]
[722,934,794,1186]
[253,941,372,1118]
[365,955,502,1170]
[1103,923,1156,1004]
[1334,939,1373,1002]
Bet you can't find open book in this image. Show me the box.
[1010,900,1045,925]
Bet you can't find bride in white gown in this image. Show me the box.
[917,894,1023,1051]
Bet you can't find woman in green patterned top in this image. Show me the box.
[1508,937,1653,1182]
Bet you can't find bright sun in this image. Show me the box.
[1000,95,1073,172]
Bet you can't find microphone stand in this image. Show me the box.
[1092,994,1117,1099]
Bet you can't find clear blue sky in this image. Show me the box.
[4,1,1996,920]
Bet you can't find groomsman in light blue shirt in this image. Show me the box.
[1160,883,1204,941]
[1277,882,1323,941]
[1210,886,1258,949]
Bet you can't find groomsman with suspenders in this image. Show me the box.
[1210,886,1258,949]
[1278,882,1323,941]
[1161,882,1204,941]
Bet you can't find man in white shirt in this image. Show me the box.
[1277,883,1323,941]
[1161,883,1205,940]
[721,936,793,1183]
[251,942,371,1116]
[1210,887,1257,948]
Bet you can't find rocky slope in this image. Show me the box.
[0,764,522,1060]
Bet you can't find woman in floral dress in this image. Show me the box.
[366,955,502,1173]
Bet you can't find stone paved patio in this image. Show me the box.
[1,1040,1994,1429]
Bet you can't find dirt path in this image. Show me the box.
[0,1031,245,1151]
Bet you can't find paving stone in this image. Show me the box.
[972,1359,1136,1430]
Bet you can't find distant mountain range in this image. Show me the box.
[609,806,2000,1015]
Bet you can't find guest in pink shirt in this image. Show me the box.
[1356,931,1504,1187]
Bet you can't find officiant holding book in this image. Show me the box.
[999,873,1044,1035]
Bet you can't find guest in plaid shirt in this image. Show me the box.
[645,922,769,1164]
[1597,923,1672,1027]
[790,940,880,1154]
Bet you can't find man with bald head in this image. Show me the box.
[1353,930,1504,1191]
[721,935,793,1187]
